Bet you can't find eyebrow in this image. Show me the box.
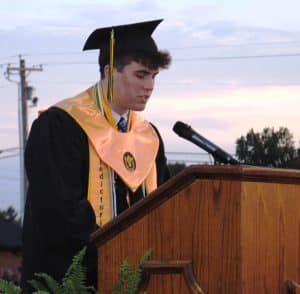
[135,69,159,75]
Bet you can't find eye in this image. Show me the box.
[135,72,146,79]
[135,73,145,79]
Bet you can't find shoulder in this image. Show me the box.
[148,122,167,156]
[149,122,164,143]
[29,106,88,149]
[34,107,85,134]
[35,86,94,129]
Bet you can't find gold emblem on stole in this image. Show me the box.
[123,152,136,171]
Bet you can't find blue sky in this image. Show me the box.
[1,0,300,213]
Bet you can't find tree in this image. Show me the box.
[0,206,18,222]
[168,163,186,177]
[235,127,300,168]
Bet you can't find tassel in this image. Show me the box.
[107,29,115,103]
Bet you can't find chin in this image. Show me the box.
[132,105,146,112]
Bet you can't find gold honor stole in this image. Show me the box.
[55,85,158,226]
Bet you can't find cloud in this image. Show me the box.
[0,127,18,135]
[0,0,167,42]
[1,1,300,143]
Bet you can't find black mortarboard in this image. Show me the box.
[83,19,163,57]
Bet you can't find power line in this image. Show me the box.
[7,40,300,58]
[0,63,18,67]
[174,52,300,61]
[43,61,95,66]
[167,159,213,164]
[21,79,300,87]
[160,81,300,88]
[170,40,300,50]
[3,51,300,70]
[31,81,94,85]
[166,151,208,155]
[23,51,83,57]
[0,147,20,154]
[0,154,19,160]
[0,147,19,153]
[36,52,300,67]
[0,55,19,62]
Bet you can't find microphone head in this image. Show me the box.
[172,121,190,138]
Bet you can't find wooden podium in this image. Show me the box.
[91,165,300,293]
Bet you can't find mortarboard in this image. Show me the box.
[83,19,163,55]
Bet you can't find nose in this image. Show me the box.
[143,77,154,92]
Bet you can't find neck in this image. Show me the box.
[100,80,128,115]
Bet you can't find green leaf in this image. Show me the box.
[61,247,89,294]
[27,279,48,292]
[0,278,22,294]
[112,249,152,294]
[32,273,61,293]
[63,247,86,282]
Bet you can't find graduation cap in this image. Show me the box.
[83,19,163,55]
[83,19,163,103]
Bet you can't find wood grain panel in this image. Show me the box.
[241,182,300,293]
[207,180,241,294]
[93,165,300,293]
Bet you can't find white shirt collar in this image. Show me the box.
[111,109,129,125]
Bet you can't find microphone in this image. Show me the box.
[173,121,239,165]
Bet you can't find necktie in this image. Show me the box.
[115,116,129,214]
[117,117,127,132]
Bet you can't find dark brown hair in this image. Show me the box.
[99,50,171,78]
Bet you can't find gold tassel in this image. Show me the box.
[107,29,115,103]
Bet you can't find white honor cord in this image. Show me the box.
[97,82,117,218]
[142,182,146,198]
[97,82,104,116]
[109,168,117,218]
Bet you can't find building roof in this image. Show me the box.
[0,220,22,250]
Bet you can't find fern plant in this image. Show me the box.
[0,247,151,294]
[0,279,22,294]
[112,249,152,294]
[28,247,96,294]
[0,247,96,294]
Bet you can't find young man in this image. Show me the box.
[21,19,171,292]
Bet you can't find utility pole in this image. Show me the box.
[5,56,43,223]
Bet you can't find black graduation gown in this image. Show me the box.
[21,107,169,292]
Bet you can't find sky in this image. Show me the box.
[1,0,300,213]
